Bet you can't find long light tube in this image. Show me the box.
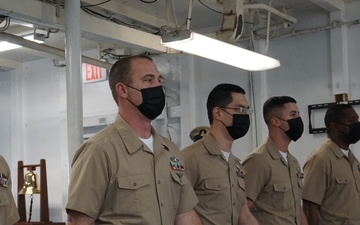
[161,30,280,71]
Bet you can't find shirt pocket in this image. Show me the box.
[116,174,150,214]
[170,171,187,186]
[202,177,229,211]
[170,171,187,209]
[238,178,246,192]
[298,179,304,190]
[0,188,10,207]
[272,181,292,210]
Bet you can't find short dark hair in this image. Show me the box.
[263,96,297,124]
[206,83,246,124]
[108,55,153,104]
[324,104,354,129]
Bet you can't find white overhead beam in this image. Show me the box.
[310,0,345,12]
[81,0,174,28]
[80,13,166,53]
[0,58,21,70]
[0,0,64,30]
[0,0,166,53]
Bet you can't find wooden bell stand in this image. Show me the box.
[16,159,65,225]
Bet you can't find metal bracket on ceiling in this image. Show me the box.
[206,0,297,43]
[56,0,61,18]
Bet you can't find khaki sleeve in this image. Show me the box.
[66,143,110,219]
[181,149,198,188]
[0,156,20,225]
[177,151,199,214]
[302,155,327,205]
[242,154,269,202]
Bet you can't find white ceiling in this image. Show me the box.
[0,0,357,68]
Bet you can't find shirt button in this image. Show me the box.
[218,185,221,188]
[158,180,161,184]
[161,202,163,207]
[233,202,235,206]
[133,182,137,186]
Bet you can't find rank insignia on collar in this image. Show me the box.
[170,157,184,171]
[0,173,9,188]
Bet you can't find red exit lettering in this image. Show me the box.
[85,64,103,81]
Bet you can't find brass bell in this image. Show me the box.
[19,167,41,195]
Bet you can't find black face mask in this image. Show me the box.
[221,109,250,140]
[278,117,304,141]
[339,122,360,144]
[126,85,165,120]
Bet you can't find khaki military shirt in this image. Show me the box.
[0,155,20,225]
[303,138,360,225]
[66,115,198,225]
[242,137,303,225]
[182,132,247,225]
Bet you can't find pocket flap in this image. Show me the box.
[204,177,229,191]
[336,176,352,184]
[170,171,187,185]
[273,182,291,192]
[117,174,149,190]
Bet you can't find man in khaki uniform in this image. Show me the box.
[182,83,258,225]
[0,155,20,225]
[66,55,201,225]
[303,104,360,225]
[242,96,308,225]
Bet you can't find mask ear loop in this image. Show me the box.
[273,117,287,133]
[219,107,233,128]
[122,83,141,107]
[123,83,141,92]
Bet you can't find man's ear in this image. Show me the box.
[270,116,280,127]
[116,83,128,98]
[329,121,338,131]
[213,107,222,121]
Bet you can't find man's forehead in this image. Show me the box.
[343,108,359,117]
[230,92,248,105]
[283,102,298,110]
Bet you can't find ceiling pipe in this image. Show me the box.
[206,0,244,43]
[0,32,113,69]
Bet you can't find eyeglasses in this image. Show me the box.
[220,106,253,114]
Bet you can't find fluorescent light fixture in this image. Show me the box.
[0,35,44,52]
[0,41,22,52]
[161,30,280,71]
[24,35,44,44]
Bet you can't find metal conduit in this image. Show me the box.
[0,32,113,70]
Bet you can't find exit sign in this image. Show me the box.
[82,63,107,83]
